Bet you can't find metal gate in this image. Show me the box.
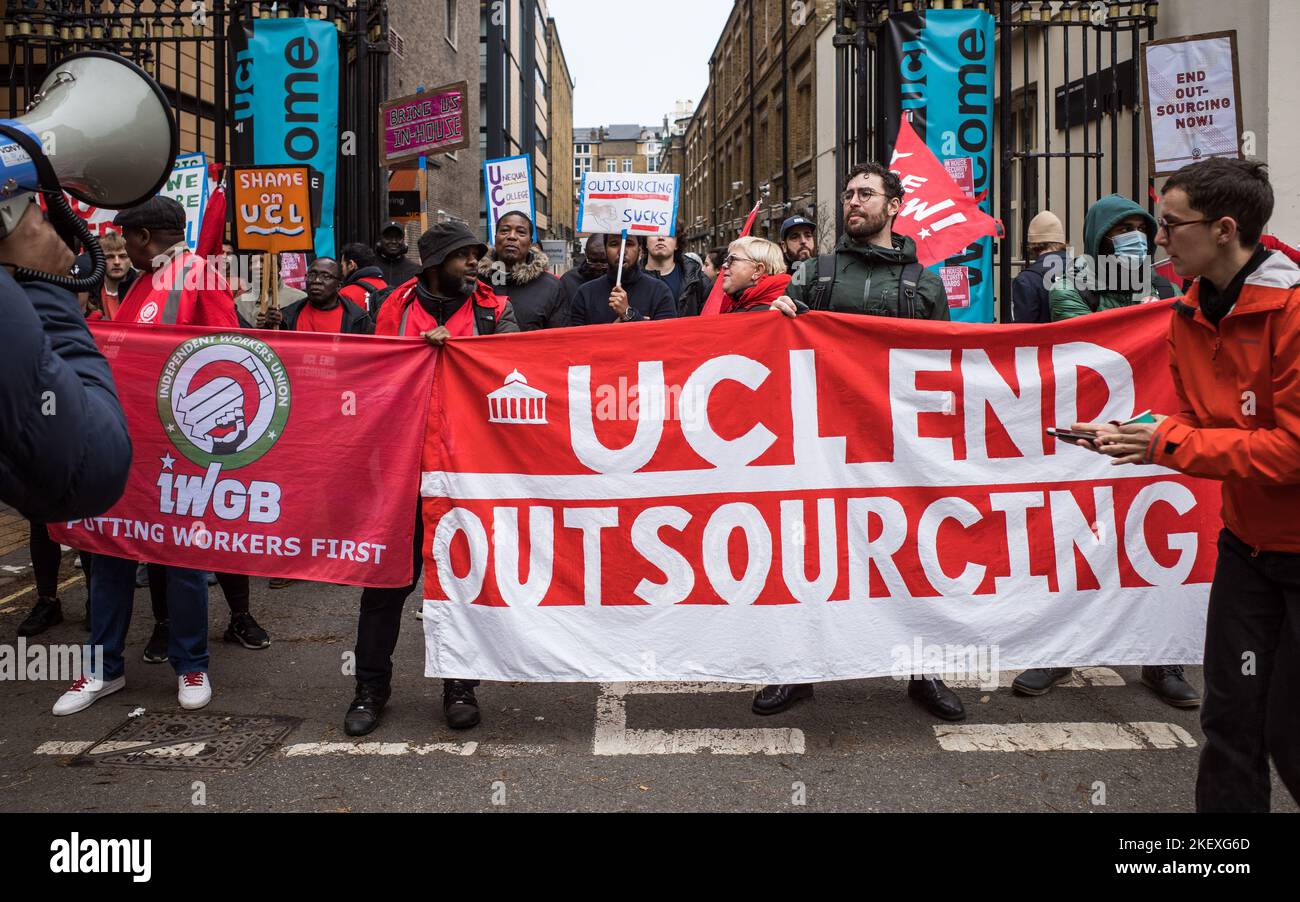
[1,0,390,247]
[835,0,1159,322]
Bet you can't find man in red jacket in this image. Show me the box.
[1083,159,1300,812]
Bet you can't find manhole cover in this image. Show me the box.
[70,712,300,771]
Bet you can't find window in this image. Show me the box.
[606,159,617,172]
[446,0,458,49]
[622,159,633,172]
[648,155,659,173]
[535,126,547,157]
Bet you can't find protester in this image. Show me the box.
[339,242,389,313]
[1080,159,1300,811]
[51,195,232,717]
[375,220,421,288]
[225,246,307,329]
[482,211,568,330]
[1020,195,1193,705]
[1011,211,1068,323]
[558,234,609,308]
[16,522,93,636]
[643,234,708,317]
[259,258,374,335]
[779,215,817,274]
[771,160,961,722]
[85,230,138,320]
[0,202,130,522]
[345,222,519,737]
[719,237,792,312]
[570,234,677,325]
[142,564,269,661]
[1048,194,1178,320]
[701,246,727,283]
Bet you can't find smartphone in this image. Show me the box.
[1046,427,1099,443]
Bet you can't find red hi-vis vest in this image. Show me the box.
[374,277,508,337]
[114,249,239,327]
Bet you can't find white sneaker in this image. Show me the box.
[52,676,125,716]
[178,671,212,710]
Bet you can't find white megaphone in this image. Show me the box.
[0,51,178,288]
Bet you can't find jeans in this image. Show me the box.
[88,555,208,681]
[1195,529,1300,812]
[148,565,249,619]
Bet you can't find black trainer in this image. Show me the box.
[17,597,62,637]
[344,684,391,736]
[224,612,271,649]
[752,683,814,715]
[1012,667,1075,696]
[1140,665,1201,708]
[443,680,481,730]
[907,677,966,721]
[142,619,169,663]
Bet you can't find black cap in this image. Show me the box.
[381,220,405,236]
[417,221,488,270]
[113,196,186,232]
[780,215,815,241]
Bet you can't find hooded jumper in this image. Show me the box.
[375,236,422,288]
[481,245,568,330]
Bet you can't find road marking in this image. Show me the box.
[37,739,561,760]
[35,740,186,757]
[933,721,1198,753]
[945,667,1126,691]
[0,575,83,611]
[283,741,477,757]
[593,682,805,756]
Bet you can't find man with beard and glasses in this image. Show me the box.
[768,161,962,723]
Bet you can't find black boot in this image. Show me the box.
[1140,665,1201,708]
[17,596,62,637]
[1012,667,1075,696]
[907,677,966,721]
[752,683,814,715]
[344,684,391,736]
[443,680,481,730]
[142,619,169,663]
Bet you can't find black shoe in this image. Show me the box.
[752,683,814,716]
[443,680,481,730]
[907,677,966,721]
[1012,667,1075,697]
[1140,665,1201,708]
[344,684,391,737]
[224,612,271,649]
[142,619,169,663]
[17,596,62,637]
[135,563,149,588]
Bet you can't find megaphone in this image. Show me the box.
[0,51,179,289]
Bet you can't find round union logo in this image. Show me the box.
[157,334,291,470]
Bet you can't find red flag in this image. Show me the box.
[195,164,227,260]
[701,199,764,316]
[889,118,998,267]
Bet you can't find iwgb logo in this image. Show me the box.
[157,334,291,470]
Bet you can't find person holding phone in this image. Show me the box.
[1076,158,1300,812]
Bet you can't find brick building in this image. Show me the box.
[546,18,575,240]
[572,123,668,226]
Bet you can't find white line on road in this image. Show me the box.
[283,741,478,757]
[944,667,1126,690]
[37,739,563,760]
[0,575,83,611]
[933,721,1198,753]
[593,682,805,756]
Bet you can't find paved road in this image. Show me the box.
[0,561,1295,813]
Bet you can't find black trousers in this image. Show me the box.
[148,565,249,620]
[354,511,478,692]
[1196,529,1300,812]
[28,520,93,598]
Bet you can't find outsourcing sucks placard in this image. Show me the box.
[49,325,434,588]
[419,304,1218,683]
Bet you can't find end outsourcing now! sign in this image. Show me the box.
[577,172,680,237]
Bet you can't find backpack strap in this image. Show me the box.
[898,262,924,319]
[809,253,837,311]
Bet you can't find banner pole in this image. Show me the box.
[258,252,272,318]
[615,230,628,290]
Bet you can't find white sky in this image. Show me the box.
[546,0,734,128]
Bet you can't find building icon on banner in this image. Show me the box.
[488,370,547,425]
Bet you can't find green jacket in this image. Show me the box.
[1049,193,1177,320]
[789,234,950,320]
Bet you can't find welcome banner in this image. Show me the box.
[420,304,1218,683]
[49,326,433,587]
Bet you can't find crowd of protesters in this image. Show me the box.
[3,151,1296,813]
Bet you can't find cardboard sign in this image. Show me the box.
[1141,31,1244,176]
[379,81,469,166]
[159,152,209,251]
[484,154,536,244]
[577,172,680,237]
[231,165,315,253]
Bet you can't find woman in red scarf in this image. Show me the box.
[719,237,792,313]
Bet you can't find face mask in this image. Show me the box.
[1110,230,1149,260]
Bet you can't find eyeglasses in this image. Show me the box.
[1156,217,1214,234]
[841,187,894,204]
[305,272,338,283]
[724,254,756,267]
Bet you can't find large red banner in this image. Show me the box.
[419,303,1220,683]
[49,325,434,587]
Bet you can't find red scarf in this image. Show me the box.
[729,273,792,312]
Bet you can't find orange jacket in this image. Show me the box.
[1148,250,1300,552]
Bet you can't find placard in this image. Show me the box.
[1141,31,1244,176]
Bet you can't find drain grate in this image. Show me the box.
[71,712,300,771]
